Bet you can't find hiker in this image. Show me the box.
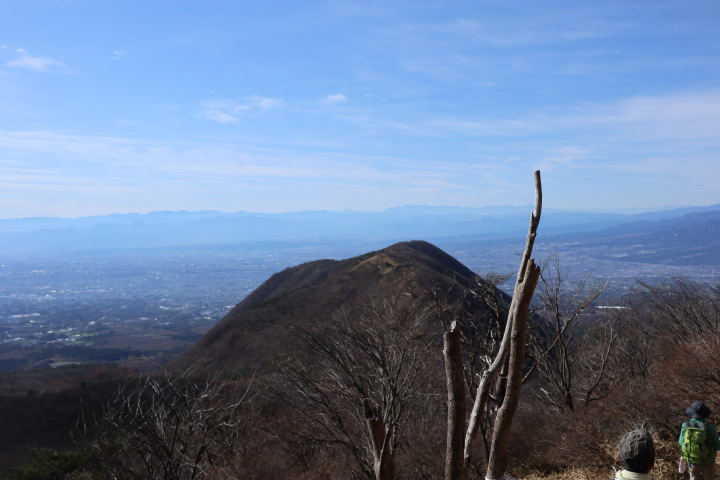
[613,429,656,479]
[679,400,720,479]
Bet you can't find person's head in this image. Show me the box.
[618,429,655,474]
[686,401,712,420]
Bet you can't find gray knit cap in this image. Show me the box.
[618,429,655,473]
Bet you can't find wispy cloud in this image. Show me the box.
[0,130,468,188]
[431,88,720,142]
[432,17,611,48]
[196,99,250,123]
[248,95,285,109]
[5,48,67,73]
[197,109,243,124]
[0,125,715,215]
[196,96,286,123]
[110,50,126,60]
[587,89,720,141]
[325,93,348,103]
[535,146,593,173]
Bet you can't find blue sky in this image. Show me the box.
[1,0,719,218]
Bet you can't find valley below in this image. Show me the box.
[1,233,717,374]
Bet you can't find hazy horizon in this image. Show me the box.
[2,201,720,222]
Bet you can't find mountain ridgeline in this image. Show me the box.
[172,240,506,374]
[564,210,720,265]
[3,205,720,268]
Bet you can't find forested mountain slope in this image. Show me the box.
[171,240,503,373]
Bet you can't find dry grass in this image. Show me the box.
[519,438,686,480]
[523,467,609,480]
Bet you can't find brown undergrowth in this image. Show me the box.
[521,438,685,480]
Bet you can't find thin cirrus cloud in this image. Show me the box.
[429,88,720,142]
[0,130,468,186]
[325,93,348,103]
[0,127,715,215]
[197,96,286,123]
[431,17,610,47]
[5,48,67,73]
[535,146,593,173]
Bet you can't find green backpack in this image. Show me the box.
[682,421,710,464]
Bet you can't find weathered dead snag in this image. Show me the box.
[444,170,542,480]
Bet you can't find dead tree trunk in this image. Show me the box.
[484,170,542,480]
[444,321,466,480]
[365,399,396,480]
[485,259,540,479]
[446,170,542,478]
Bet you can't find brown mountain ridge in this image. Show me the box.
[172,240,505,374]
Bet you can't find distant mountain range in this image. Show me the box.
[551,210,720,266]
[2,204,720,266]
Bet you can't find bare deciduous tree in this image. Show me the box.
[636,278,720,339]
[528,252,629,411]
[272,293,440,480]
[88,368,255,480]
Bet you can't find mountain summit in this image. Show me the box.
[172,240,500,373]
